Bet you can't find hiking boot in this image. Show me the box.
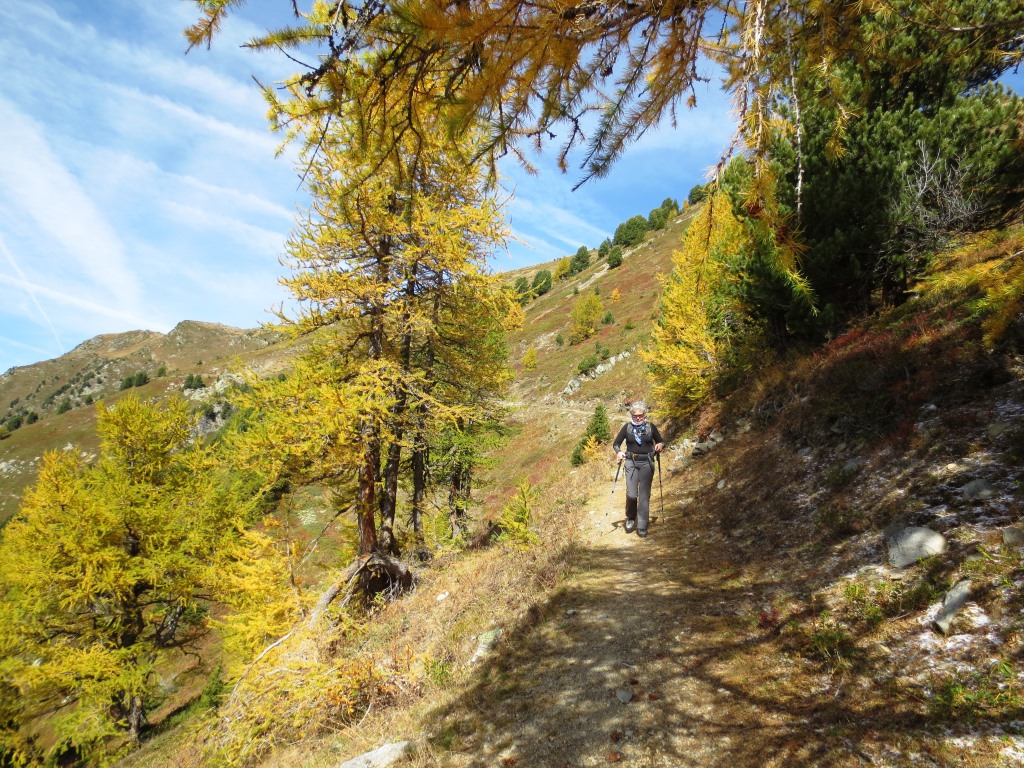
[624,519,636,534]
[637,529,648,538]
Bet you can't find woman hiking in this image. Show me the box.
[612,402,664,537]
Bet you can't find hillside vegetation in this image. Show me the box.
[1,1,1023,765]
[2,211,1022,768]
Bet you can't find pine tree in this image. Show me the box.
[531,269,553,296]
[521,346,538,370]
[231,89,515,570]
[644,192,747,417]
[0,394,264,761]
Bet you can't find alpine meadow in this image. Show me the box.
[0,0,1023,766]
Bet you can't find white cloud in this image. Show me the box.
[0,97,141,310]
[0,272,161,331]
[161,201,289,256]
[508,197,610,253]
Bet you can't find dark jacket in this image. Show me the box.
[613,420,663,456]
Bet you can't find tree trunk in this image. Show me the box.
[410,435,430,560]
[356,422,380,556]
[449,463,470,540]
[126,694,146,743]
[378,437,402,556]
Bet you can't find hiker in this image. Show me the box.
[613,402,664,537]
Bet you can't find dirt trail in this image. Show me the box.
[417,467,865,767]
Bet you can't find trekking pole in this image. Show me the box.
[608,459,623,519]
[656,452,664,523]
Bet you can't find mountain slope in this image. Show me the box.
[0,320,292,522]
[255,224,1024,767]
[12,215,1024,767]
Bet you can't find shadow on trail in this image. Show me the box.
[416,468,1006,767]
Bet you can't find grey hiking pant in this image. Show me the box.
[624,454,655,531]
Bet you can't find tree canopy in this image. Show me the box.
[185,0,1024,192]
[0,395,267,763]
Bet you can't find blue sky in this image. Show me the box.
[0,0,735,373]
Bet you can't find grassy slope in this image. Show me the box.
[27,215,1024,766]
[255,222,1023,767]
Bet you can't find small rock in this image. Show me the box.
[337,741,410,768]
[988,423,1010,439]
[436,592,449,602]
[716,479,726,490]
[469,629,502,665]
[615,689,634,704]
[1003,527,1024,547]
[797,447,813,458]
[933,580,972,635]
[962,479,995,501]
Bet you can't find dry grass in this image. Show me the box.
[93,221,1024,766]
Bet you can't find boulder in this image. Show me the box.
[885,527,947,568]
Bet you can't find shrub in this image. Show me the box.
[598,238,611,258]
[495,481,540,547]
[805,613,859,672]
[56,398,72,415]
[24,412,38,425]
[119,376,134,391]
[132,371,150,388]
[602,311,614,325]
[577,355,599,375]
[607,246,623,268]
[0,426,8,440]
[4,415,22,432]
[184,374,205,390]
[521,346,538,370]
[687,183,708,205]
[555,333,564,347]
[553,257,571,281]
[156,365,167,378]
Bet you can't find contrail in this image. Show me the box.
[0,234,65,354]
